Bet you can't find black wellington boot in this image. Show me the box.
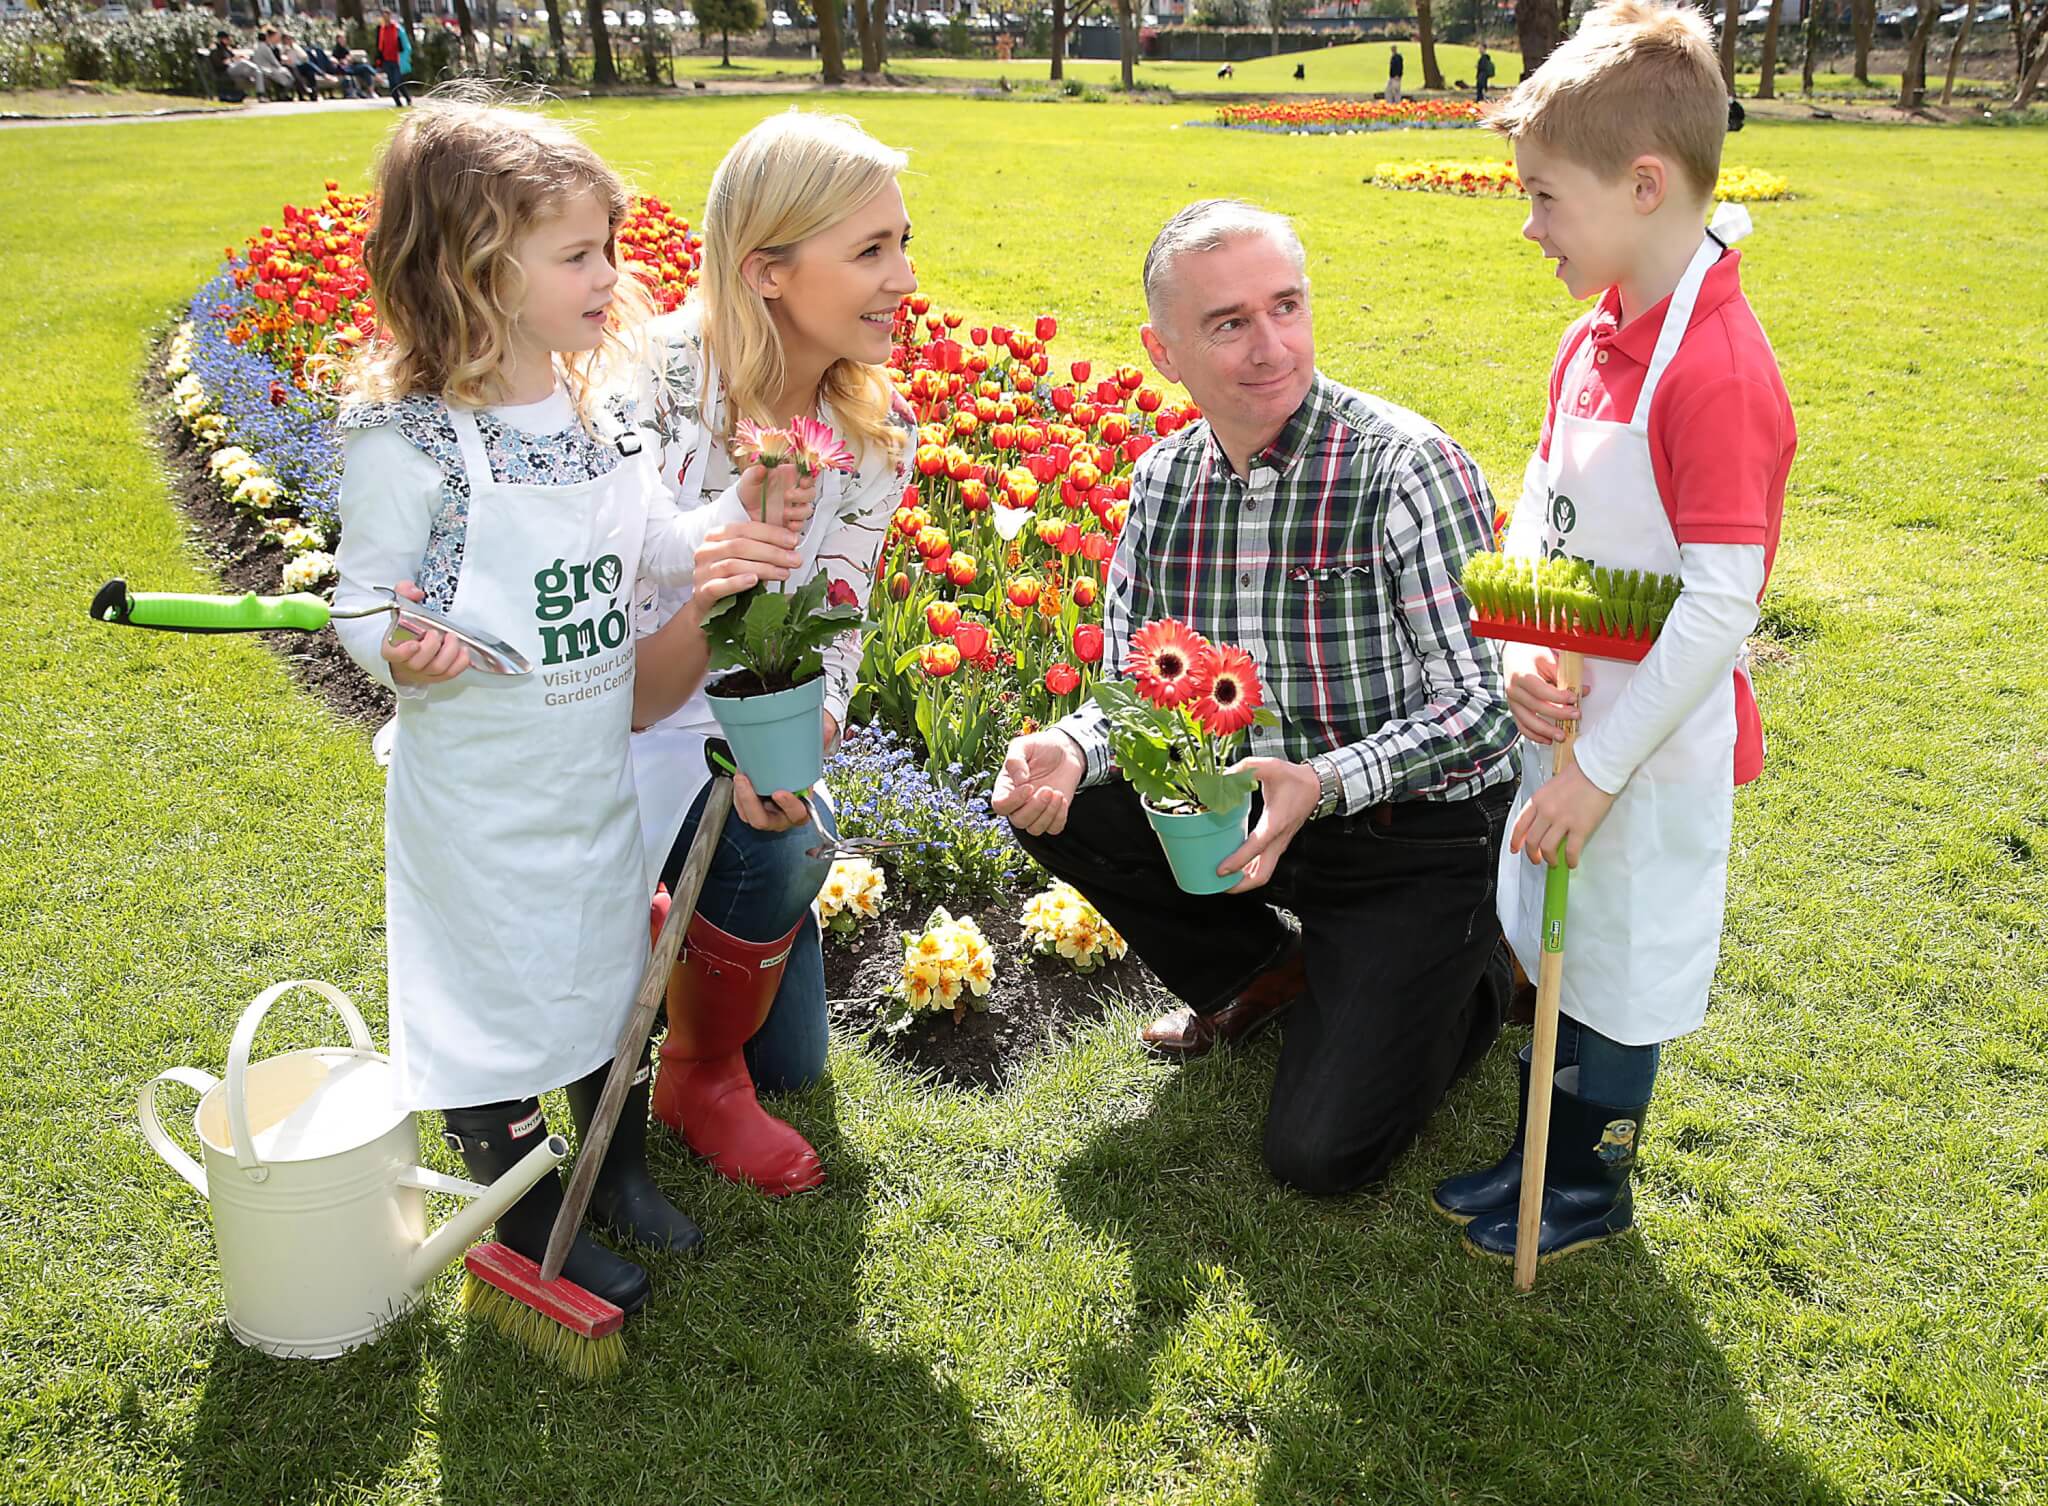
[1430,1044,1533,1224]
[1463,1066,1650,1263]
[565,1052,706,1255]
[441,1098,652,1315]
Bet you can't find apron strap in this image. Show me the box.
[444,407,494,495]
[1628,233,1722,434]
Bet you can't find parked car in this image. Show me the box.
[771,8,793,25]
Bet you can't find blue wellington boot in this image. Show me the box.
[1463,1066,1649,1263]
[1430,1044,1532,1225]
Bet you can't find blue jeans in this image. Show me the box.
[1556,1013,1660,1105]
[658,784,834,1096]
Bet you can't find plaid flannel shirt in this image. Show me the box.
[1056,373,1518,813]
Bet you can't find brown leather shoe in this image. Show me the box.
[1506,949,1537,1026]
[1140,945,1309,1059]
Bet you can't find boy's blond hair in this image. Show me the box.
[1487,0,1726,203]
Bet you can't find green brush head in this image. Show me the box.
[1461,551,1681,641]
[462,1272,627,1381]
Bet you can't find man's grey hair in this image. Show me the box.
[1142,199,1309,327]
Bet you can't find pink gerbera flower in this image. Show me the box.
[732,418,793,469]
[789,414,857,477]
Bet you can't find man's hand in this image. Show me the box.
[991,730,1085,837]
[1502,640,1580,746]
[382,579,470,686]
[1217,758,1320,893]
[1509,762,1616,868]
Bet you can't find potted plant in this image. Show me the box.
[699,417,871,795]
[1087,617,1277,895]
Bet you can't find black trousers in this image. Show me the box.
[1015,780,1513,1196]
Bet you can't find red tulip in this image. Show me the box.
[1044,662,1082,697]
[1135,387,1163,413]
[909,295,930,315]
[1071,576,1098,608]
[1036,316,1058,342]
[948,553,980,587]
[1070,361,1091,384]
[1080,532,1114,563]
[958,478,990,511]
[1007,576,1042,608]
[954,621,991,661]
[1073,624,1104,664]
[920,642,962,678]
[889,571,911,600]
[969,326,988,346]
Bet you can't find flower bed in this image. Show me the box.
[1370,159,1794,201]
[1212,98,1486,134]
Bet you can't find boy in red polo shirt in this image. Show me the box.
[1431,0,1795,1262]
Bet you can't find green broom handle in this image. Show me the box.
[1514,647,1582,1293]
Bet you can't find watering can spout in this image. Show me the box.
[405,1134,566,1290]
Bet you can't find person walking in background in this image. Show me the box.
[1476,41,1497,101]
[1387,43,1404,104]
[374,11,413,107]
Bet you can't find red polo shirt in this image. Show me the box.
[1536,247,1795,784]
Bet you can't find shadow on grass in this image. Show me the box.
[431,1081,1035,1505]
[176,1308,441,1505]
[1053,1033,1847,1505]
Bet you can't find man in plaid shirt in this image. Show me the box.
[993,200,1520,1195]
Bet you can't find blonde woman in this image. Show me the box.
[628,110,915,1198]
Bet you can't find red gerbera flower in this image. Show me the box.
[1193,644,1264,736]
[1128,618,1213,709]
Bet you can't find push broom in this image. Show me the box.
[459,744,740,1376]
[1459,553,1680,1292]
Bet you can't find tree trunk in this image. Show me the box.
[2019,22,2048,104]
[398,0,417,44]
[1802,0,1820,95]
[1719,0,1739,90]
[589,1,618,84]
[1270,0,1279,56]
[1940,0,1974,103]
[450,0,478,69]
[817,0,844,82]
[1898,0,1938,106]
[1852,0,1874,83]
[1117,0,1136,87]
[1758,0,1781,97]
[546,0,568,74]
[1417,0,1445,89]
[1051,0,1064,80]
[1515,0,1560,74]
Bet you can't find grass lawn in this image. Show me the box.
[671,38,1513,93]
[3,98,2046,1505]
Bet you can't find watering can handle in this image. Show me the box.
[226,980,377,1183]
[138,1067,220,1197]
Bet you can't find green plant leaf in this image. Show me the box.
[1189,769,1255,815]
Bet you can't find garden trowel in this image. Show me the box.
[90,579,532,677]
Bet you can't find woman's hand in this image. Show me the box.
[682,521,805,627]
[736,462,819,536]
[382,580,470,686]
[732,773,813,833]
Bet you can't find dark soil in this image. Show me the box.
[143,349,393,730]
[822,891,1170,1091]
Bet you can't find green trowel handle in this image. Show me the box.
[92,579,332,635]
[1540,859,1571,954]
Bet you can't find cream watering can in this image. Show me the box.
[138,980,563,1360]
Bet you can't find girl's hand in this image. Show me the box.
[735,462,819,536]
[1502,640,1579,746]
[382,580,470,686]
[682,522,804,626]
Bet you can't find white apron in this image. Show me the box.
[385,404,659,1110]
[1499,235,1741,1047]
[628,350,844,871]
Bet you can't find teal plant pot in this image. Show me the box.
[1142,798,1250,895]
[707,675,826,796]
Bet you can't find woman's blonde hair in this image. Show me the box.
[345,98,649,417]
[699,110,910,465]
[1486,0,1726,203]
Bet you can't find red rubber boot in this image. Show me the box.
[651,912,824,1196]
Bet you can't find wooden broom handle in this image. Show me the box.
[1514,647,1582,1293]
[541,774,737,1284]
